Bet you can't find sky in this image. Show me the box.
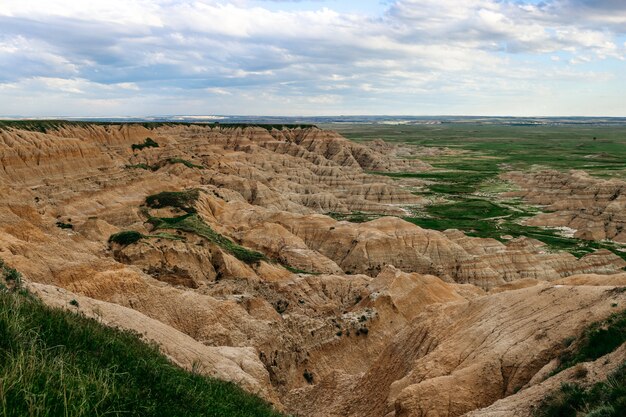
[0,0,625,117]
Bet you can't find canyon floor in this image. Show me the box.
[1,120,625,416]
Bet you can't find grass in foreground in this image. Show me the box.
[537,365,626,417]
[535,307,626,416]
[0,261,284,417]
[555,308,626,374]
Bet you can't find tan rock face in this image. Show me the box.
[208,204,624,287]
[464,344,626,417]
[503,169,626,243]
[285,284,626,417]
[0,124,624,415]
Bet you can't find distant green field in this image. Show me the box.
[325,123,626,260]
[328,123,626,178]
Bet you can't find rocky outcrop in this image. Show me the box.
[465,343,626,417]
[197,197,624,287]
[503,170,626,243]
[285,282,626,417]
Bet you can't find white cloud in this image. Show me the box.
[205,87,232,95]
[0,0,624,116]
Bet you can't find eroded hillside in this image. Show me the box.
[1,122,625,416]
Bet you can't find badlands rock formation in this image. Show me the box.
[504,169,626,243]
[0,123,625,416]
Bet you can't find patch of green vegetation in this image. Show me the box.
[149,232,187,241]
[163,158,204,169]
[55,221,73,230]
[145,190,200,213]
[374,165,498,195]
[125,158,204,172]
[0,259,22,290]
[0,262,284,417]
[555,309,626,374]
[303,370,314,384]
[427,199,509,220]
[131,137,160,151]
[404,199,626,260]
[536,364,626,417]
[283,265,320,275]
[327,211,384,223]
[332,123,626,179]
[147,214,267,264]
[108,230,144,246]
[108,230,186,246]
[355,121,626,260]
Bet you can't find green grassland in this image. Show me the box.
[0,260,283,417]
[326,123,626,260]
[329,123,626,178]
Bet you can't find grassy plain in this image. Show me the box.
[330,123,626,178]
[325,123,626,259]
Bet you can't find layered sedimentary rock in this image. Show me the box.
[195,197,624,287]
[504,169,626,243]
[0,123,625,417]
[285,280,626,417]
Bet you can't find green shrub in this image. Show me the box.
[356,327,369,336]
[273,300,289,314]
[56,221,73,229]
[145,190,200,213]
[108,231,144,246]
[1,261,22,289]
[131,137,159,151]
[303,370,314,384]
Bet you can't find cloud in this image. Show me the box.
[0,0,624,116]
